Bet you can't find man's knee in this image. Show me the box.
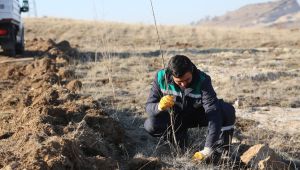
[144,118,155,135]
[144,117,166,137]
[220,101,236,126]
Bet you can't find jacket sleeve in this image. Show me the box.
[145,72,164,117]
[201,75,222,148]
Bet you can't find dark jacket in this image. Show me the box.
[145,66,222,148]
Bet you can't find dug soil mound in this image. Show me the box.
[0,57,124,169]
[24,38,80,64]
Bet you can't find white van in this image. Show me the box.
[0,0,29,56]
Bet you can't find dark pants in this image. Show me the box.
[144,99,236,150]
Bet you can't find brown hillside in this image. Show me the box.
[197,0,300,28]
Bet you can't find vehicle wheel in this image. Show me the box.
[16,28,24,54]
[4,28,17,57]
[4,49,16,57]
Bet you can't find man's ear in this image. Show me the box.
[191,65,194,73]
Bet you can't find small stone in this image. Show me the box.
[240,144,288,170]
[66,80,82,92]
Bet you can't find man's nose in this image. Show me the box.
[180,82,188,87]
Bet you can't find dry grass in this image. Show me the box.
[73,49,300,168]
[25,18,300,52]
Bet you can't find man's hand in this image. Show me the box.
[192,147,213,162]
[158,95,174,111]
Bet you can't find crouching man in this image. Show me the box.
[144,55,235,161]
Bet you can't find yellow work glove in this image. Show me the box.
[192,147,213,162]
[158,95,174,111]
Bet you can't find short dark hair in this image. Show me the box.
[167,55,193,77]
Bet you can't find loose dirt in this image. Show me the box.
[0,40,125,169]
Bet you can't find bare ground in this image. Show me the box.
[0,18,299,169]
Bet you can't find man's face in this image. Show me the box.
[173,72,193,89]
